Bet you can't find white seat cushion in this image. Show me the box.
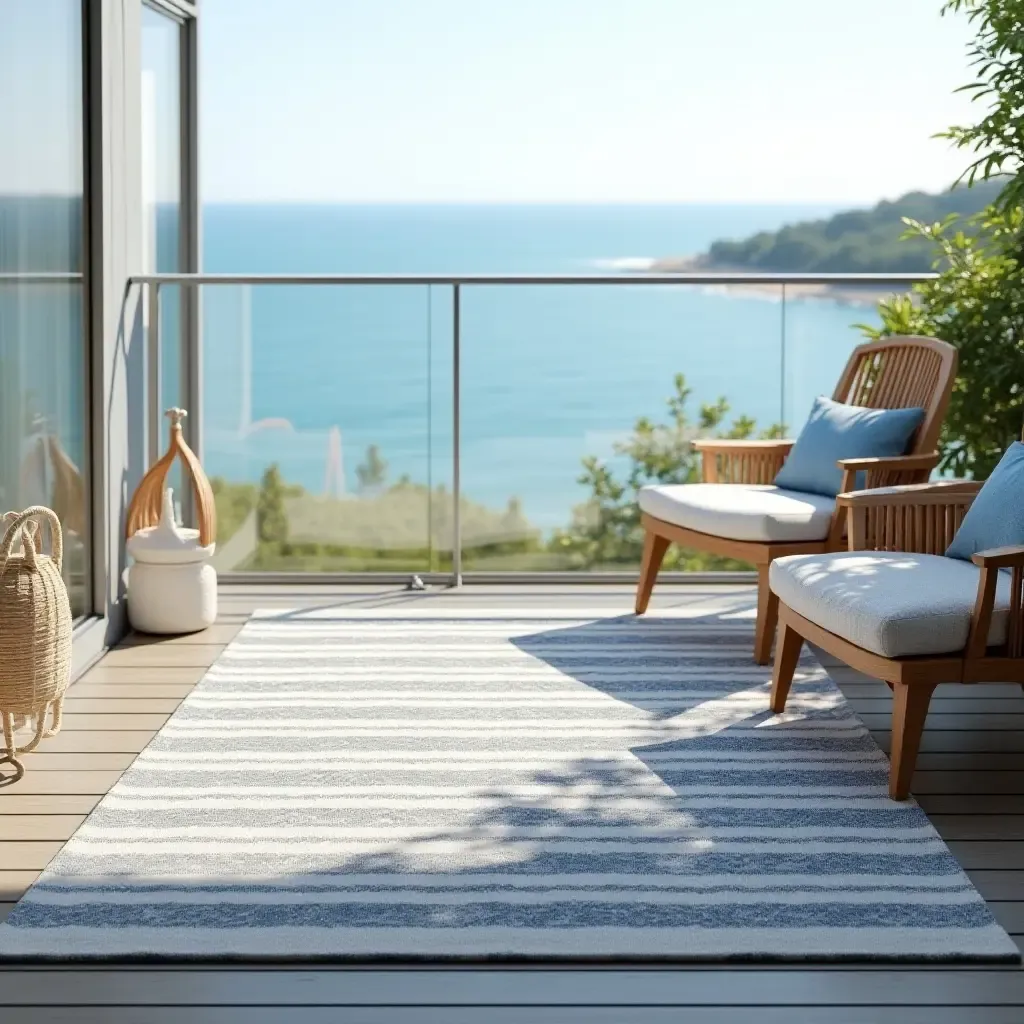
[770,551,1012,658]
[638,484,835,543]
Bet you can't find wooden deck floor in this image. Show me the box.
[3,583,1024,1021]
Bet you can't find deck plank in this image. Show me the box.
[118,625,243,647]
[27,731,160,753]
[61,698,185,713]
[0,870,38,902]
[873,731,1024,752]
[97,646,224,668]
[920,795,1024,814]
[854,698,1024,714]
[77,666,210,684]
[52,713,172,730]
[0,796,101,815]
[0,841,65,870]
[0,816,89,841]
[67,684,197,699]
[0,754,136,772]
[901,773,1024,794]
[915,753,1024,771]
[5,1009,1024,1024]
[3,968,1024,1005]
[843,683,1024,700]
[969,872,1024,900]
[0,770,126,793]
[860,714,1024,731]
[948,842,1024,870]
[932,817,1024,841]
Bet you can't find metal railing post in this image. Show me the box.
[780,282,787,430]
[147,281,161,467]
[451,283,462,587]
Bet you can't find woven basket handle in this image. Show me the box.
[0,507,63,575]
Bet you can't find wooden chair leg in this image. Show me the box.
[889,682,938,801]
[770,620,803,713]
[753,564,778,665]
[635,530,670,615]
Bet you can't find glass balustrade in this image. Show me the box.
[137,274,926,577]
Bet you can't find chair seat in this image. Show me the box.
[770,551,1012,658]
[638,484,836,543]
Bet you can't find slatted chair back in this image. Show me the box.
[846,482,982,555]
[832,336,957,457]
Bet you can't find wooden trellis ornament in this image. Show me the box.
[126,408,217,547]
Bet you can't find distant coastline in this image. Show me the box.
[625,180,1004,305]
[636,255,896,307]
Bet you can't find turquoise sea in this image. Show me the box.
[199,203,884,530]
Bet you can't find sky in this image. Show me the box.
[0,1,82,195]
[200,0,980,205]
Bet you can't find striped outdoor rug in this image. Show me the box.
[0,606,1017,962]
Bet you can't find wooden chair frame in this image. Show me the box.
[770,480,1024,800]
[636,336,958,664]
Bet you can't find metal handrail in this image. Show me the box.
[129,271,933,285]
[132,270,931,586]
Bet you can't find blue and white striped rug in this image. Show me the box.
[0,606,1017,962]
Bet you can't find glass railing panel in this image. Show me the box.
[158,283,183,411]
[781,281,916,435]
[153,282,184,511]
[202,283,439,573]
[459,283,786,571]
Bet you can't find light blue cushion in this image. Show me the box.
[774,396,925,498]
[946,442,1024,561]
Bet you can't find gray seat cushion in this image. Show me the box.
[639,484,835,544]
[770,551,1012,658]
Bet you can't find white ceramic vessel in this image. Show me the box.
[126,489,217,634]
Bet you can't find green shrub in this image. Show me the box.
[860,207,1024,479]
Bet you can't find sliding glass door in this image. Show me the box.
[0,1,90,618]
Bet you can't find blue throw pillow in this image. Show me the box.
[774,396,925,498]
[946,442,1024,561]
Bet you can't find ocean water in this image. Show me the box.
[198,203,885,531]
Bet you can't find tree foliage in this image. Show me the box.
[702,180,1001,273]
[214,468,543,572]
[210,476,257,543]
[356,444,388,492]
[861,0,1024,480]
[939,0,1024,212]
[256,463,289,544]
[861,207,1024,479]
[549,374,784,569]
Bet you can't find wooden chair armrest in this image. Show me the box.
[971,546,1024,569]
[692,439,795,452]
[836,481,983,509]
[967,549,1024,659]
[840,481,981,554]
[836,452,940,472]
[693,439,794,485]
[837,453,940,494]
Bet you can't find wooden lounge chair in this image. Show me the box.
[769,479,1024,800]
[634,336,958,663]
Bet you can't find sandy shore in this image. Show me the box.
[643,257,905,307]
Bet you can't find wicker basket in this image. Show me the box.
[0,506,73,781]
